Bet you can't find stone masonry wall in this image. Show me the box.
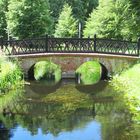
[19,54,138,78]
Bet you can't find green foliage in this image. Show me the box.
[76,61,101,85]
[0,87,24,113]
[84,0,116,38]
[0,0,98,38]
[6,0,53,39]
[0,55,23,93]
[34,61,61,82]
[84,0,138,41]
[49,0,98,23]
[70,0,98,23]
[0,0,8,39]
[0,53,6,63]
[111,63,140,122]
[1,0,140,40]
[49,0,98,34]
[54,4,78,37]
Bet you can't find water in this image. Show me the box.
[0,80,140,140]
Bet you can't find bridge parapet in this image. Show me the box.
[0,35,139,56]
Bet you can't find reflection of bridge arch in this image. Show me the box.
[25,81,61,95]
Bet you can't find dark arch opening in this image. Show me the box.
[100,63,108,80]
[28,64,35,80]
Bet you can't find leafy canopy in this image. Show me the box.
[54,4,78,37]
[6,0,53,39]
[0,0,8,39]
[84,0,138,41]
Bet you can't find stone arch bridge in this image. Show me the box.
[1,36,139,78]
[10,53,138,79]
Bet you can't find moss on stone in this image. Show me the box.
[76,61,101,85]
[34,61,61,82]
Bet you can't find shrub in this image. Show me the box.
[111,63,140,122]
[0,56,22,94]
[76,61,101,85]
[34,61,61,82]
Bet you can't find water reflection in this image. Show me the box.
[11,121,101,140]
[0,80,140,140]
[25,80,61,97]
[0,122,13,140]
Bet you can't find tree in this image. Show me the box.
[0,0,8,39]
[84,0,120,38]
[69,0,98,22]
[49,0,65,22]
[84,0,137,41]
[6,0,53,39]
[49,0,98,35]
[54,4,77,37]
[124,0,140,40]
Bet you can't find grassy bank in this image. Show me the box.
[111,63,140,122]
[0,54,23,94]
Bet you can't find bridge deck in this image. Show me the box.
[8,53,139,60]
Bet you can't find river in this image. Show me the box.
[0,79,139,140]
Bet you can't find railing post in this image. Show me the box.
[45,34,48,52]
[0,37,4,50]
[94,34,97,52]
[137,37,140,56]
[88,36,91,51]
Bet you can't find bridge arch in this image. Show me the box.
[75,61,108,85]
[27,60,108,85]
[28,64,35,80]
[27,61,61,82]
[100,63,108,80]
[18,53,137,79]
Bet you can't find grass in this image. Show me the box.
[0,54,23,94]
[111,63,140,122]
[76,61,101,85]
[34,61,61,82]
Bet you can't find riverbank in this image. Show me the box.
[0,54,23,94]
[111,63,140,122]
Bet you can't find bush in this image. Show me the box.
[76,61,101,85]
[34,61,61,82]
[0,56,22,94]
[111,63,140,122]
